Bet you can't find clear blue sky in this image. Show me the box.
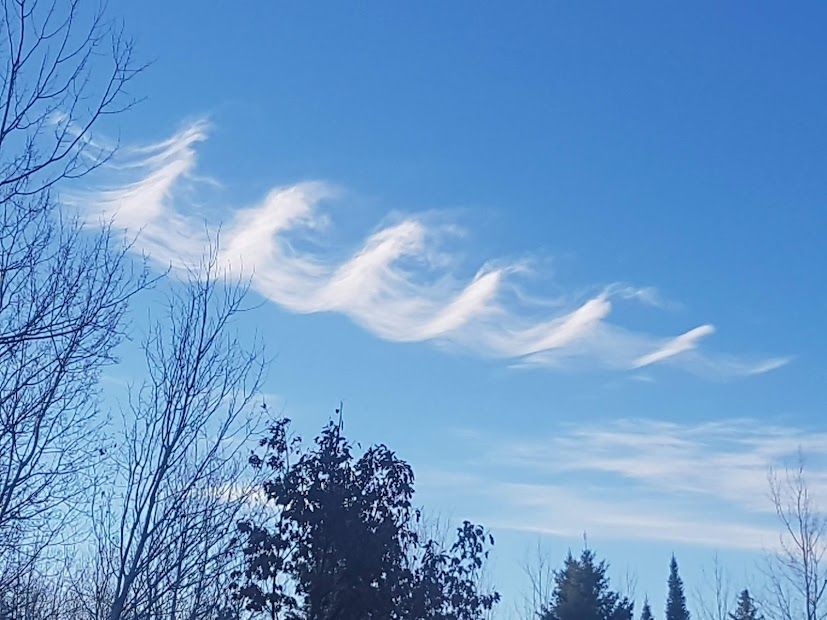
[81,2,827,615]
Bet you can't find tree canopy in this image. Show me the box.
[729,590,762,620]
[538,547,633,620]
[231,416,500,619]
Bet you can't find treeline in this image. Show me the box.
[528,546,762,620]
[0,1,825,619]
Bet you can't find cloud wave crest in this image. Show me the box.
[69,121,787,377]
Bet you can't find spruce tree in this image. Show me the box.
[666,555,690,620]
[538,548,634,620]
[729,589,762,620]
[640,598,654,620]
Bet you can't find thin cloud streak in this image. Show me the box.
[633,324,716,368]
[494,419,827,512]
[490,482,777,551]
[68,121,786,377]
[422,419,827,549]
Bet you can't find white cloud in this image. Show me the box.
[633,324,716,368]
[428,419,827,549]
[489,482,777,550]
[67,121,787,378]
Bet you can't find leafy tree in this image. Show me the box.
[667,555,690,620]
[729,590,762,620]
[640,599,654,620]
[231,415,499,619]
[538,547,633,620]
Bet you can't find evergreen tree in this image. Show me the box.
[729,590,763,620]
[640,598,654,620]
[666,555,690,620]
[538,548,634,620]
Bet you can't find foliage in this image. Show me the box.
[667,555,691,620]
[537,547,634,620]
[231,416,500,619]
[728,590,762,620]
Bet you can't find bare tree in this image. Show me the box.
[87,258,264,620]
[766,460,827,620]
[695,553,733,620]
[0,0,140,199]
[0,556,88,620]
[519,541,558,619]
[0,0,143,587]
[621,566,638,608]
[0,215,147,586]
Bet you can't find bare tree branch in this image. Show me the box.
[695,553,733,620]
[86,254,264,620]
[765,457,827,620]
[0,0,145,200]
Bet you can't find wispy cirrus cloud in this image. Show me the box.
[67,121,788,377]
[633,325,716,368]
[496,419,827,509]
[420,419,827,549]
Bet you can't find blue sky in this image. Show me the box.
[73,2,827,615]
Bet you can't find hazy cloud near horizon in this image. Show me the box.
[67,121,788,378]
[419,418,826,550]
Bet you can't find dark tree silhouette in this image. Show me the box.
[231,416,500,619]
[537,547,633,620]
[667,555,691,620]
[729,590,763,620]
[640,599,654,620]
[0,0,144,593]
[87,258,263,620]
[0,0,140,199]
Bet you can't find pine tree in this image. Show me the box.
[640,598,654,620]
[666,555,690,620]
[729,589,762,620]
[538,548,634,620]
